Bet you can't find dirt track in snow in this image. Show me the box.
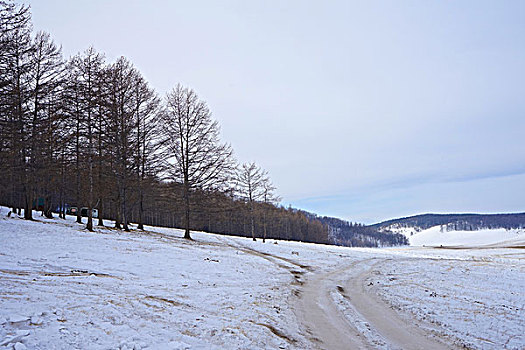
[295,258,454,350]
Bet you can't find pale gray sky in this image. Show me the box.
[25,0,525,223]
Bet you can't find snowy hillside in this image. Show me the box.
[409,226,525,247]
[1,207,524,349]
[375,212,525,247]
[379,224,422,238]
[382,223,525,247]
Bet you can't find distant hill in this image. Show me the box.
[293,211,525,248]
[297,210,408,247]
[370,213,525,247]
[372,213,525,232]
[320,216,409,247]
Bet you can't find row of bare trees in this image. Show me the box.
[0,2,330,243]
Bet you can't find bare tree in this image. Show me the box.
[106,57,137,231]
[28,31,64,218]
[64,58,85,224]
[68,47,104,230]
[160,84,234,239]
[131,74,161,230]
[0,1,32,218]
[236,162,279,241]
[260,176,280,242]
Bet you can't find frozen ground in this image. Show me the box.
[1,207,524,349]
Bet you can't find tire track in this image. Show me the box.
[343,260,452,350]
[294,261,371,350]
[296,258,455,349]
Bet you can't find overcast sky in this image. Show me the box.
[25,0,525,223]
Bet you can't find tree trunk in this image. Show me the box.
[23,184,32,220]
[115,208,122,229]
[43,196,53,219]
[137,190,144,230]
[121,186,129,232]
[263,209,267,243]
[87,211,93,231]
[97,105,104,227]
[75,115,82,224]
[250,202,256,241]
[59,153,65,219]
[86,126,93,231]
[183,181,191,239]
[114,195,122,229]
[97,198,104,226]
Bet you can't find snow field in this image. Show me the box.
[368,249,525,349]
[386,224,525,247]
[0,208,310,349]
[409,226,525,247]
[1,207,524,349]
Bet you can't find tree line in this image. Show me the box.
[0,2,330,244]
[374,213,525,233]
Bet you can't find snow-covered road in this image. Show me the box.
[1,208,524,349]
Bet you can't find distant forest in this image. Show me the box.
[373,213,525,232]
[317,215,409,247]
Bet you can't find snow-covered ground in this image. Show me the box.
[370,248,525,349]
[383,224,422,238]
[385,224,525,247]
[0,208,312,349]
[408,226,525,247]
[1,207,524,349]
